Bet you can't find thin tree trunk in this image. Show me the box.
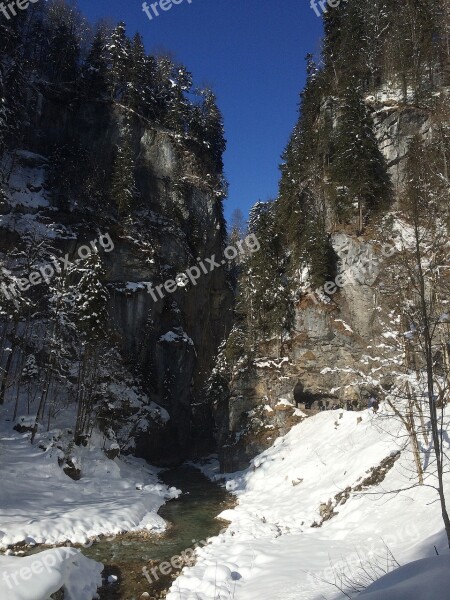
[414,396,430,447]
[414,215,450,547]
[13,320,31,420]
[31,356,54,444]
[406,384,423,485]
[75,350,89,444]
[387,393,423,483]
[0,321,17,405]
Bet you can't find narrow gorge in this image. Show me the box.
[0,1,449,599]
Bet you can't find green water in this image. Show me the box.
[81,465,232,599]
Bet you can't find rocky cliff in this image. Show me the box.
[215,86,447,472]
[0,88,233,465]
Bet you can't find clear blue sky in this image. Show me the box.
[76,0,324,224]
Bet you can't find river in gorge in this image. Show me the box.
[82,465,234,599]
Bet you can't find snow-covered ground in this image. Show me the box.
[359,555,450,600]
[167,407,450,599]
[0,548,102,600]
[0,404,179,550]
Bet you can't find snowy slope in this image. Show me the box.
[167,407,450,599]
[358,555,450,599]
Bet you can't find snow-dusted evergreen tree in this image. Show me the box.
[0,18,26,157]
[42,0,87,83]
[141,54,159,119]
[330,81,391,229]
[276,55,333,288]
[199,88,226,172]
[30,270,71,443]
[107,21,130,100]
[111,124,137,218]
[126,32,147,111]
[359,0,390,90]
[0,46,7,158]
[70,252,109,445]
[237,201,291,353]
[82,27,109,99]
[151,57,193,132]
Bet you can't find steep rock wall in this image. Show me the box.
[1,91,233,465]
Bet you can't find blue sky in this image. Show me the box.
[76,0,324,223]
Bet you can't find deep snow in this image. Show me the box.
[0,429,178,550]
[0,400,180,599]
[167,407,450,599]
[0,548,103,600]
[0,405,179,550]
[359,555,450,599]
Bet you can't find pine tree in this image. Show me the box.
[107,22,131,100]
[82,28,109,99]
[141,54,159,119]
[0,264,30,405]
[0,57,7,157]
[111,125,137,218]
[276,56,332,287]
[330,81,391,229]
[126,33,147,112]
[278,55,323,221]
[47,22,80,82]
[335,0,369,89]
[156,58,192,132]
[228,208,246,244]
[360,0,390,90]
[242,201,291,348]
[72,252,109,341]
[199,88,226,172]
[322,1,346,87]
[43,0,87,83]
[0,19,26,155]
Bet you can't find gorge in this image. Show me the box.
[0,0,450,598]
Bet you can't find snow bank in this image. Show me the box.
[358,555,450,599]
[0,412,179,549]
[168,408,450,599]
[0,548,102,600]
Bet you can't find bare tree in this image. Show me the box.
[396,134,450,546]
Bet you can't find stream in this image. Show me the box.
[81,465,233,600]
